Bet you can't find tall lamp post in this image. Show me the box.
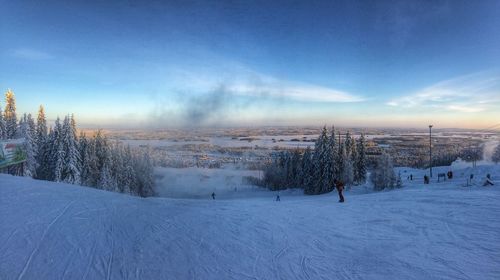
[429,125,433,178]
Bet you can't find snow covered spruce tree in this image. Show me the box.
[327,127,337,187]
[52,117,66,182]
[0,106,5,139]
[301,156,314,193]
[99,159,117,192]
[492,144,500,164]
[354,134,367,184]
[349,134,358,185]
[109,143,125,192]
[79,132,99,187]
[60,115,81,184]
[370,151,396,191]
[35,106,52,180]
[342,131,355,186]
[290,149,303,187]
[300,146,314,190]
[121,145,136,194]
[78,132,93,186]
[335,138,345,185]
[303,126,339,194]
[19,114,38,177]
[80,130,107,187]
[110,144,136,195]
[4,89,18,139]
[310,126,332,194]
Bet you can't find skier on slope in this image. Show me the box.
[211,192,216,200]
[334,179,345,203]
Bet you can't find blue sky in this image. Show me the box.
[1,0,499,128]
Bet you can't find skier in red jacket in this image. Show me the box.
[334,179,345,203]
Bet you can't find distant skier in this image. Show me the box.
[410,174,413,181]
[447,171,453,179]
[211,192,216,200]
[334,179,345,203]
[276,194,280,201]
[424,175,429,184]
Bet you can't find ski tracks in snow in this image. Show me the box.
[300,255,311,280]
[0,228,20,254]
[82,239,98,280]
[81,200,117,280]
[3,170,500,280]
[252,254,260,279]
[106,228,115,280]
[271,232,289,280]
[17,201,75,280]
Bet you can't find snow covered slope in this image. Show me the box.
[1,165,500,280]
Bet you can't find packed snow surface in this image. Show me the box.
[1,165,499,280]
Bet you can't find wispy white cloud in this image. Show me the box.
[445,105,485,113]
[387,71,500,113]
[229,78,363,103]
[167,65,364,103]
[11,48,53,60]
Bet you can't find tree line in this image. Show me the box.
[0,89,155,197]
[262,126,400,194]
[262,126,366,194]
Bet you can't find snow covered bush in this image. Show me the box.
[370,151,396,191]
[262,150,302,191]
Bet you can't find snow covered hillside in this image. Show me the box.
[1,165,500,280]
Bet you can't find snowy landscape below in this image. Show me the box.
[1,164,500,280]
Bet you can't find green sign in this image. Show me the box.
[0,139,27,168]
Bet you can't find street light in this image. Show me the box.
[429,125,433,178]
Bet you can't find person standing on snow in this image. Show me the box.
[211,192,216,200]
[424,175,429,184]
[334,179,345,203]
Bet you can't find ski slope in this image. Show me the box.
[1,165,500,280]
